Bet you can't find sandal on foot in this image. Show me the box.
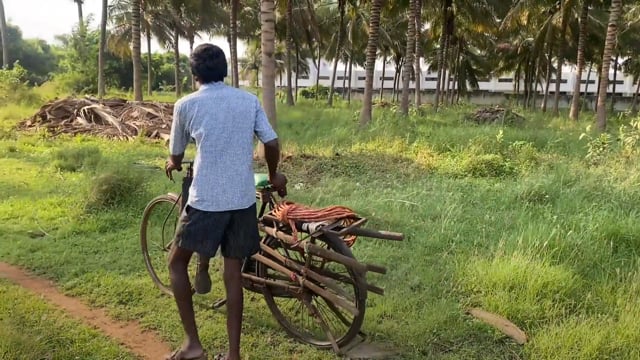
[165,349,208,360]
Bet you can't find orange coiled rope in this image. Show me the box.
[271,201,359,247]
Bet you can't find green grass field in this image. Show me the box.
[2,95,640,359]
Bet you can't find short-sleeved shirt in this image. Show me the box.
[169,82,277,212]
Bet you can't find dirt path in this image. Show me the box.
[0,262,172,360]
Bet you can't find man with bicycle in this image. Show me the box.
[165,43,287,360]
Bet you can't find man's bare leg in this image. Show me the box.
[167,246,205,359]
[223,257,243,360]
[194,254,212,294]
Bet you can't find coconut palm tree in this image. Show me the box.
[261,0,277,128]
[0,0,8,69]
[401,0,416,116]
[110,0,174,95]
[569,0,589,121]
[414,0,422,107]
[327,0,346,107]
[132,0,143,101]
[74,0,85,29]
[596,0,622,132]
[359,0,383,126]
[98,0,108,98]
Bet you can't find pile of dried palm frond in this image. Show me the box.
[20,97,174,140]
[467,106,526,126]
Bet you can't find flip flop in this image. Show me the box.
[165,349,208,360]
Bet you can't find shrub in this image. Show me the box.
[461,153,512,178]
[52,146,102,172]
[298,85,330,100]
[85,168,146,211]
[0,64,42,106]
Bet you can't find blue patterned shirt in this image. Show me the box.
[169,82,277,212]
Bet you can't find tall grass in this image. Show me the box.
[2,99,640,359]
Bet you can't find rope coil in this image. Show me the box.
[270,201,359,247]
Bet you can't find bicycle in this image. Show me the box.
[140,161,404,352]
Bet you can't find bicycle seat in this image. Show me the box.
[254,173,270,189]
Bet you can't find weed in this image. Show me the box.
[85,167,146,211]
[52,145,103,172]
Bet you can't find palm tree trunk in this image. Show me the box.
[285,0,294,105]
[553,0,568,115]
[315,46,321,101]
[341,58,348,99]
[414,0,422,107]
[347,56,353,103]
[146,28,153,96]
[295,43,299,102]
[76,0,84,29]
[174,26,182,97]
[393,59,402,102]
[444,37,452,104]
[131,0,143,101]
[596,0,621,132]
[230,0,239,87]
[189,36,195,91]
[570,1,589,121]
[328,0,345,107]
[610,53,619,112]
[401,0,417,116]
[441,34,450,106]
[451,39,461,105]
[359,0,382,126]
[594,62,602,112]
[379,53,387,101]
[0,0,8,69]
[261,0,277,128]
[583,62,593,110]
[434,30,446,111]
[542,43,552,112]
[631,77,640,115]
[98,0,107,98]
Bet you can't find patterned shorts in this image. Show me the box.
[173,203,260,259]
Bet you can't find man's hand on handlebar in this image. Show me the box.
[165,160,182,181]
[269,172,288,197]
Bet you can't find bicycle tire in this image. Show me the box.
[257,234,367,349]
[140,193,180,296]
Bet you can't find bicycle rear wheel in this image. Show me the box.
[257,234,367,349]
[140,193,197,296]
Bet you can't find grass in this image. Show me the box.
[0,280,137,359]
[2,92,640,359]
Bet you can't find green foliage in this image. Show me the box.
[4,104,640,359]
[0,24,57,84]
[52,145,102,172]
[0,64,41,106]
[85,167,146,211]
[299,85,330,100]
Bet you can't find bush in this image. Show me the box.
[0,64,42,106]
[52,146,102,172]
[85,168,146,211]
[461,153,512,177]
[298,85,330,100]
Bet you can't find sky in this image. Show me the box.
[3,0,245,57]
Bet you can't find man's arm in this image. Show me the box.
[263,139,287,197]
[166,101,189,180]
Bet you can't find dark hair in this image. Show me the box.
[190,44,228,84]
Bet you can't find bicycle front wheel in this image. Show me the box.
[140,193,181,296]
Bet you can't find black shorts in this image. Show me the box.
[173,203,260,259]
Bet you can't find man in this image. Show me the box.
[165,43,286,360]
